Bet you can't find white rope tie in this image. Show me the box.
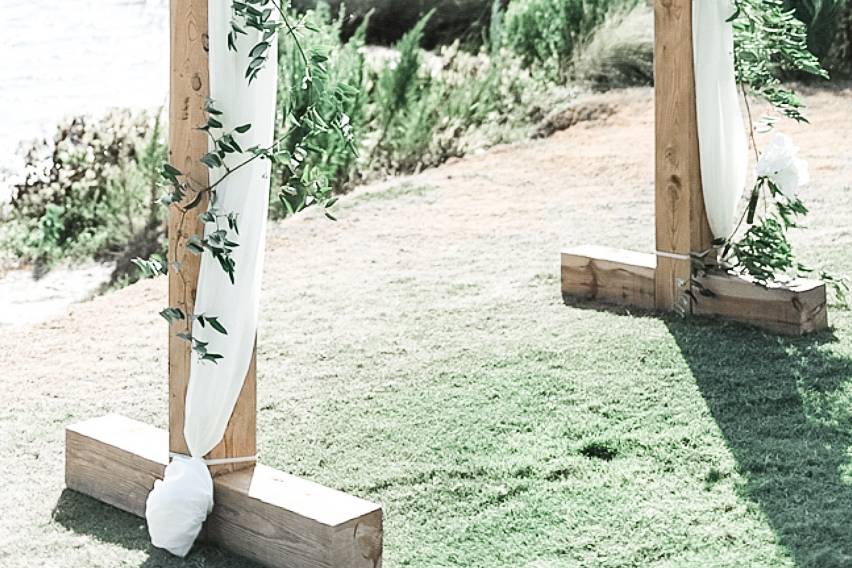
[655,250,691,261]
[655,248,715,262]
[169,452,257,466]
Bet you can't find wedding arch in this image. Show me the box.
[65,0,382,566]
[561,0,829,335]
[62,1,829,568]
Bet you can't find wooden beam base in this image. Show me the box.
[560,245,656,311]
[66,415,383,568]
[561,246,829,335]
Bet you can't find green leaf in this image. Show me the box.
[159,307,185,324]
[201,152,223,169]
[206,317,228,335]
[163,164,182,177]
[746,188,760,225]
[249,41,269,58]
[186,235,205,255]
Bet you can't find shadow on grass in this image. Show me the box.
[52,489,260,567]
[666,317,852,568]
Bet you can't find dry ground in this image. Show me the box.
[1,87,851,567]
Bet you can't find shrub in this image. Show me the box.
[824,0,852,76]
[502,0,637,80]
[784,0,847,63]
[367,9,565,173]
[2,110,166,270]
[573,3,654,90]
[368,11,436,169]
[2,2,576,272]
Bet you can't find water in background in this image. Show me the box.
[0,0,169,200]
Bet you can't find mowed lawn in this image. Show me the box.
[1,87,851,567]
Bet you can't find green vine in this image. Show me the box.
[704,0,849,305]
[133,0,355,363]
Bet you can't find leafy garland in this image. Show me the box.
[134,0,354,363]
[697,0,849,304]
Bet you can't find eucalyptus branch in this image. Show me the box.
[135,3,354,364]
[269,0,311,73]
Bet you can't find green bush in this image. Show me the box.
[368,11,436,169]
[824,0,852,76]
[367,9,563,173]
[784,0,847,63]
[502,0,637,79]
[2,110,166,269]
[7,0,848,276]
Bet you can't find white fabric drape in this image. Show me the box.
[692,0,748,240]
[145,2,277,557]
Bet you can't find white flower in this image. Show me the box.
[755,133,810,199]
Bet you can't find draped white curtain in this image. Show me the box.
[693,0,748,240]
[145,2,277,556]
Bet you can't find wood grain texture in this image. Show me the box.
[169,0,256,472]
[561,246,656,311]
[66,415,167,518]
[66,415,384,568]
[694,273,829,335]
[210,465,384,568]
[654,0,712,312]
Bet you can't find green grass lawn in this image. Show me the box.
[48,295,852,567]
[3,88,851,567]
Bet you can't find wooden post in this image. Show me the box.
[168,0,256,474]
[653,0,713,313]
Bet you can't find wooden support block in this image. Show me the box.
[694,272,828,335]
[561,246,829,335]
[66,415,383,568]
[561,245,656,311]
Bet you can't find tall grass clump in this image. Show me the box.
[573,3,654,89]
[366,6,566,173]
[369,11,435,170]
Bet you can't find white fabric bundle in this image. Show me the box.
[692,0,748,240]
[145,2,277,556]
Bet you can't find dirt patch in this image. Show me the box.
[534,99,618,138]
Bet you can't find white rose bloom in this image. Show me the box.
[755,133,810,199]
